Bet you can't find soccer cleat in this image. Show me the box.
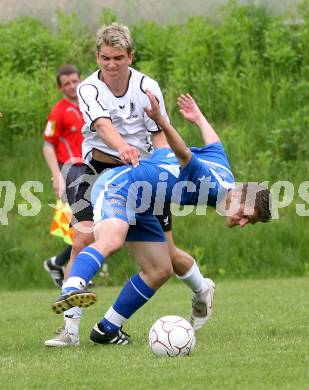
[87,280,94,289]
[44,327,80,347]
[189,278,216,331]
[52,290,97,314]
[43,257,64,288]
[90,323,131,345]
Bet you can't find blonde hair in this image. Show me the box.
[96,23,133,53]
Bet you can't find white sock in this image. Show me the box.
[62,277,86,292]
[64,307,82,335]
[176,261,209,295]
[104,306,127,328]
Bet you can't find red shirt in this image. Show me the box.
[43,98,84,164]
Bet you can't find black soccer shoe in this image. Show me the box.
[44,257,64,288]
[52,290,97,314]
[90,323,131,345]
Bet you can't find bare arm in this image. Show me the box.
[93,118,140,167]
[43,143,65,197]
[144,90,192,167]
[177,94,220,145]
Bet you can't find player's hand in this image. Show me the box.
[144,90,162,122]
[52,173,66,198]
[177,94,203,124]
[118,144,140,167]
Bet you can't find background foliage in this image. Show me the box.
[1,1,308,290]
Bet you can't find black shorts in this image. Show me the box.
[72,159,120,225]
[60,163,87,207]
[71,158,172,232]
[156,203,172,232]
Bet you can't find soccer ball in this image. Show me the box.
[149,315,195,357]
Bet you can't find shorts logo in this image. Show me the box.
[44,120,56,137]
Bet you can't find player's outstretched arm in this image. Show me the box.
[177,94,220,146]
[144,90,192,167]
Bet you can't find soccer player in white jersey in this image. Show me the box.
[51,92,271,345]
[45,24,213,347]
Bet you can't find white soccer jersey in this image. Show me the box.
[77,67,169,162]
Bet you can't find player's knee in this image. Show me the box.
[166,239,182,262]
[168,247,178,263]
[168,246,194,274]
[154,263,173,285]
[96,235,125,257]
[71,231,94,258]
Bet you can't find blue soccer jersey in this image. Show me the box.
[178,143,234,207]
[91,142,234,242]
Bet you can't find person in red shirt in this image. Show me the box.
[43,64,85,287]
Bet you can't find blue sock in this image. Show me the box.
[70,246,104,283]
[101,273,155,332]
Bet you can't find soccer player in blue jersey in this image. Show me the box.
[52,92,271,345]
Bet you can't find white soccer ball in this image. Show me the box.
[149,315,196,357]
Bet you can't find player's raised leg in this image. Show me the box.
[90,240,173,345]
[51,218,129,314]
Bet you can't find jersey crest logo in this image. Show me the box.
[127,100,138,119]
[119,104,125,110]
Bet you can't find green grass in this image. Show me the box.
[0,278,308,389]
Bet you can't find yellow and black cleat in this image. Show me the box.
[52,290,97,314]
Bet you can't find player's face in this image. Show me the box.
[225,203,259,228]
[58,73,80,101]
[96,46,132,83]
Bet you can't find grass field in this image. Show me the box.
[0,277,308,390]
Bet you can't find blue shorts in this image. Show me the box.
[126,212,165,242]
[92,167,166,243]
